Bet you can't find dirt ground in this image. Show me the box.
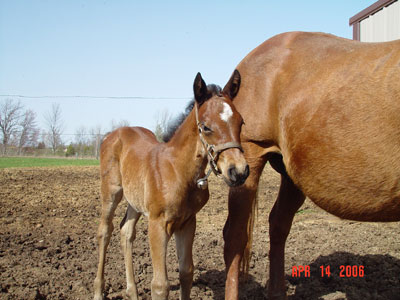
[1,165,399,300]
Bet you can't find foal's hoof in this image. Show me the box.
[93,294,104,300]
[126,286,139,300]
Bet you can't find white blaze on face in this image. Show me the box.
[220,102,233,122]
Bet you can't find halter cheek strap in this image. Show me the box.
[195,103,243,189]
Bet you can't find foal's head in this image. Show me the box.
[193,71,249,187]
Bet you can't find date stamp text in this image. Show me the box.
[291,265,365,278]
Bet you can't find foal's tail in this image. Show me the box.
[241,189,258,278]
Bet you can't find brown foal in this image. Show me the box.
[221,32,400,299]
[93,72,249,300]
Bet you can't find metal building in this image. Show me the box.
[349,0,400,41]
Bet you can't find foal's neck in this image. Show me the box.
[166,109,207,180]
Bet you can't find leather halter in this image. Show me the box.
[195,102,243,188]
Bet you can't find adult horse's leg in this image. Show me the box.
[149,218,171,300]
[268,174,305,300]
[174,215,196,300]
[120,204,141,300]
[93,183,123,300]
[223,142,267,300]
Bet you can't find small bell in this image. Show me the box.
[197,178,208,190]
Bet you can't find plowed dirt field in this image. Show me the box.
[1,165,399,299]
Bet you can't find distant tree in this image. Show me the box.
[154,109,172,142]
[110,119,130,131]
[0,99,23,155]
[154,124,162,142]
[37,141,46,150]
[39,130,48,148]
[15,109,39,155]
[44,103,64,154]
[65,144,76,157]
[89,125,103,159]
[75,126,88,157]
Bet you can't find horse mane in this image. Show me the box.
[161,84,222,142]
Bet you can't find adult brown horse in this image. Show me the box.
[222,31,400,299]
[93,72,249,300]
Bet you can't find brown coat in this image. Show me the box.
[223,32,400,300]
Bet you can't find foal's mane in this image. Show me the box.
[161,84,222,142]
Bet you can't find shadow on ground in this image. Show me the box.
[288,252,400,300]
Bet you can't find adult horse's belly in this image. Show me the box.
[234,31,400,222]
[281,92,400,222]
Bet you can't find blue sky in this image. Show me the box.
[0,0,374,142]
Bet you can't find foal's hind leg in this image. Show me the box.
[93,182,123,300]
[120,204,141,300]
[174,216,196,300]
[268,175,305,300]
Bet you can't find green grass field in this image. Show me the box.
[0,157,99,168]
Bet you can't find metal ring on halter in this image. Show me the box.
[195,103,243,189]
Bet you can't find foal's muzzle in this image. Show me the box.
[227,164,250,187]
[225,165,250,187]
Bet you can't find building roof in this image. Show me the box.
[349,0,398,25]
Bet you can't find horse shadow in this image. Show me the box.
[184,252,400,300]
[288,251,400,300]
[192,269,265,300]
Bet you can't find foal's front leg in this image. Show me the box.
[175,216,196,300]
[149,218,171,300]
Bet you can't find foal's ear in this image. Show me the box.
[222,69,241,100]
[193,72,209,106]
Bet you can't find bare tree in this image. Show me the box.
[15,109,39,155]
[75,126,89,157]
[154,109,172,142]
[40,130,48,148]
[0,99,23,155]
[44,103,64,154]
[110,119,130,131]
[90,124,103,159]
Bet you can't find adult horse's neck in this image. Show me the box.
[166,108,208,184]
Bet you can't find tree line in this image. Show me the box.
[0,98,175,158]
[0,99,128,158]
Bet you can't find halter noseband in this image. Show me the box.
[195,103,243,189]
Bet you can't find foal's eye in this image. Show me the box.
[202,124,213,133]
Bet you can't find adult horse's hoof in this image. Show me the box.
[268,292,288,300]
[266,280,287,300]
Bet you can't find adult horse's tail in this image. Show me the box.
[241,189,258,277]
